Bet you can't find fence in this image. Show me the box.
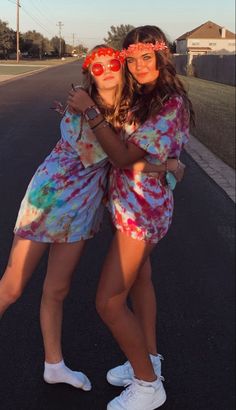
[173,54,236,86]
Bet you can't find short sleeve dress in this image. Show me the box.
[108,95,190,243]
[14,111,110,243]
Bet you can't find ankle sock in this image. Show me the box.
[135,376,160,388]
[150,353,162,361]
[43,359,91,391]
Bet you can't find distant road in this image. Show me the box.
[0,62,235,410]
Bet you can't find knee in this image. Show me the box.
[0,282,23,306]
[96,294,123,325]
[42,282,70,303]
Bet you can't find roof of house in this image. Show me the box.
[187,47,212,51]
[176,21,236,41]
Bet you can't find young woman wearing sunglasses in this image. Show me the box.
[67,26,193,410]
[0,43,176,391]
[0,45,125,391]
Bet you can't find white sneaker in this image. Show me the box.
[106,354,163,387]
[43,362,91,391]
[107,377,166,410]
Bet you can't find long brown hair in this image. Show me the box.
[82,44,124,129]
[121,25,194,126]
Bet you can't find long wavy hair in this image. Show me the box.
[82,44,124,129]
[121,25,194,126]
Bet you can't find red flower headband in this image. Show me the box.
[82,47,124,69]
[120,41,168,58]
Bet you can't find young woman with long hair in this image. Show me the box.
[0,45,124,391]
[67,25,193,409]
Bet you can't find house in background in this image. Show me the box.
[176,21,235,62]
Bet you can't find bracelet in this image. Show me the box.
[91,120,110,131]
[90,118,105,130]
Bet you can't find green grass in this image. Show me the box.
[180,76,235,168]
[0,57,80,78]
[0,57,79,66]
[0,65,46,75]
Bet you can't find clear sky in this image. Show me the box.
[1,0,235,48]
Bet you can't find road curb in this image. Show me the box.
[0,62,72,86]
[186,135,235,202]
[0,65,54,86]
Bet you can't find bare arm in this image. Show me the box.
[67,89,180,170]
[67,89,148,167]
[127,158,179,173]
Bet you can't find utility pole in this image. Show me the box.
[16,0,20,63]
[56,21,64,58]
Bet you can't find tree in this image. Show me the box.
[169,41,176,54]
[0,19,15,58]
[104,24,135,50]
[50,36,66,57]
[66,43,88,56]
[0,20,84,60]
[21,30,48,58]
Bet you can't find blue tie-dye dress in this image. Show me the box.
[14,111,110,243]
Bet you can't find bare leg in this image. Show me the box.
[0,236,47,316]
[96,230,156,382]
[110,218,157,355]
[130,257,158,355]
[40,240,85,363]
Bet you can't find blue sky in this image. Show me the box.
[1,0,235,48]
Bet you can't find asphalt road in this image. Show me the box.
[0,61,235,410]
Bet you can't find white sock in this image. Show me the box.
[150,353,163,361]
[134,376,160,388]
[43,359,91,391]
[150,353,164,379]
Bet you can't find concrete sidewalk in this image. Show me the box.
[0,63,52,84]
[186,135,235,202]
[0,69,235,203]
[0,74,15,82]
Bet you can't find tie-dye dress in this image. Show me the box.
[108,95,190,243]
[14,111,109,243]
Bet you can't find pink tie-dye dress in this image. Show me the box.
[108,95,190,243]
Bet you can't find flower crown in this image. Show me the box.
[120,41,168,58]
[82,47,124,69]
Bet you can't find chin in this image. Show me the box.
[138,78,157,87]
[135,76,151,84]
[103,82,119,89]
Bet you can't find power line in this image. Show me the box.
[8,0,54,37]
[37,0,55,16]
[20,4,53,36]
[25,0,56,27]
[56,21,64,57]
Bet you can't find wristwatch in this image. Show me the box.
[84,105,101,121]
